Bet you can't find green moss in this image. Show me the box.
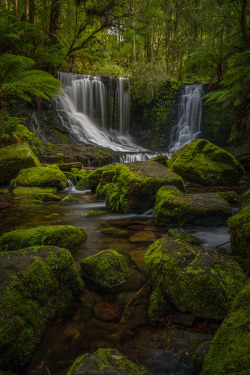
[15,166,68,190]
[88,163,119,192]
[148,286,170,326]
[64,172,77,185]
[216,191,239,204]
[57,162,83,172]
[149,154,168,166]
[75,175,90,190]
[145,237,247,320]
[87,210,107,217]
[0,246,84,371]
[80,249,128,289]
[0,143,41,184]
[239,189,250,208]
[154,186,231,226]
[168,228,199,244]
[60,196,78,205]
[227,204,250,259]
[0,225,87,252]
[201,281,250,375]
[12,186,58,197]
[34,193,61,202]
[0,188,9,194]
[168,139,245,186]
[71,168,88,182]
[66,348,151,375]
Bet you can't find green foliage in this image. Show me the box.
[100,182,125,212]
[0,54,62,102]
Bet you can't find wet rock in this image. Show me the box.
[227,204,250,260]
[0,246,84,371]
[60,196,79,205]
[0,143,41,184]
[216,191,239,204]
[89,163,119,192]
[201,281,250,375]
[129,231,157,243]
[170,314,196,327]
[66,348,152,374]
[57,162,83,171]
[154,186,231,226]
[0,203,10,211]
[0,225,87,252]
[80,250,128,290]
[168,139,244,186]
[145,349,194,375]
[239,188,250,208]
[167,228,200,245]
[145,237,247,320]
[87,210,107,217]
[16,166,68,190]
[94,302,121,321]
[148,154,168,166]
[12,186,57,197]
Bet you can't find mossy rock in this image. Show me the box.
[15,166,68,190]
[64,172,77,185]
[80,249,128,289]
[96,168,118,199]
[0,246,84,371]
[12,186,57,197]
[34,193,61,202]
[58,162,83,172]
[0,189,9,194]
[75,176,90,190]
[168,139,245,186]
[149,154,168,166]
[87,210,107,217]
[154,186,231,226]
[88,163,119,192]
[66,348,152,375]
[239,189,250,208]
[201,281,250,375]
[216,191,239,204]
[101,161,185,213]
[227,205,250,260]
[167,228,199,245]
[145,237,247,320]
[71,168,88,182]
[0,143,41,184]
[0,225,87,252]
[60,196,79,205]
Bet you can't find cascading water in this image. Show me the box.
[170,85,203,152]
[53,72,145,152]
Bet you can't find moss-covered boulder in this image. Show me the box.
[0,246,84,371]
[239,189,250,208]
[88,163,119,192]
[58,162,83,172]
[0,143,40,184]
[80,249,128,289]
[101,161,184,213]
[154,186,231,226]
[168,139,244,186]
[145,237,247,320]
[0,225,87,252]
[12,186,57,197]
[167,228,199,245]
[15,166,68,190]
[201,281,250,375]
[227,205,250,260]
[149,154,168,166]
[66,348,152,375]
[75,176,90,190]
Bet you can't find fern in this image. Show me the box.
[0,54,63,102]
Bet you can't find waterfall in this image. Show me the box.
[53,72,144,152]
[170,85,203,152]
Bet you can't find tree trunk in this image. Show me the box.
[49,0,61,44]
[28,0,35,23]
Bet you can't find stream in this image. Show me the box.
[1,173,249,375]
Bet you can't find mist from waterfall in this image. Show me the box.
[170,85,203,152]
[53,72,144,152]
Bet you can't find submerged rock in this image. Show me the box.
[168,139,244,186]
[0,143,40,184]
[15,166,68,190]
[80,249,128,289]
[154,186,231,226]
[66,348,152,374]
[0,246,84,371]
[145,237,247,320]
[201,281,250,375]
[227,204,250,260]
[0,225,87,252]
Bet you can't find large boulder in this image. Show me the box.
[154,185,231,226]
[88,163,119,192]
[66,348,152,375]
[80,249,128,289]
[227,205,250,260]
[145,237,247,320]
[0,143,40,184]
[0,225,87,252]
[98,161,185,213]
[0,246,84,371]
[168,139,244,186]
[201,281,250,375]
[15,166,68,190]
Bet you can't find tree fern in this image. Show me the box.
[0,54,62,102]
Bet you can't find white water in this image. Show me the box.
[170,85,203,152]
[54,72,146,152]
